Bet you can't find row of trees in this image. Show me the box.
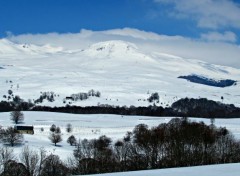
[70,89,101,102]
[0,119,240,175]
[2,110,73,147]
[0,124,73,147]
[69,118,240,175]
[31,98,240,118]
[1,97,240,118]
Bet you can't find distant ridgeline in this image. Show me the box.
[178,75,237,87]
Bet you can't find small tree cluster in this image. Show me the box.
[88,89,101,97]
[71,93,88,101]
[34,92,56,104]
[147,92,159,103]
[69,89,101,102]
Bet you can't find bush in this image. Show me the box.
[8,90,13,95]
[50,124,56,132]
[66,123,73,133]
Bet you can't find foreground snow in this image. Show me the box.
[83,163,240,176]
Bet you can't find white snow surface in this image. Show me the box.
[0,39,240,107]
[83,163,240,176]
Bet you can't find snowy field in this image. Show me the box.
[0,111,240,162]
[83,163,240,176]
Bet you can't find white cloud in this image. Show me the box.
[154,0,240,29]
[102,28,185,40]
[201,31,237,43]
[5,28,240,68]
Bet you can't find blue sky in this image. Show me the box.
[0,0,240,43]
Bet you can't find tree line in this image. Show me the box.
[69,118,240,175]
[32,97,240,118]
[0,118,240,176]
[1,97,240,118]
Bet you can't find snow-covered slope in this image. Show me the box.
[0,39,63,55]
[83,163,240,176]
[0,39,240,107]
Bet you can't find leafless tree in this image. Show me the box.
[49,127,62,146]
[10,110,24,124]
[38,147,47,176]
[1,127,23,147]
[0,147,15,173]
[40,154,69,176]
[20,146,39,176]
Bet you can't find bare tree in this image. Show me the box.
[10,110,24,124]
[20,146,39,176]
[49,127,62,146]
[1,127,23,147]
[40,154,69,176]
[66,123,72,133]
[67,135,76,146]
[0,147,15,173]
[38,147,47,176]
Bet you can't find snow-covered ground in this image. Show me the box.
[83,163,240,176]
[0,39,240,108]
[0,111,240,161]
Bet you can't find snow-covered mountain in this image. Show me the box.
[0,39,63,55]
[0,39,240,107]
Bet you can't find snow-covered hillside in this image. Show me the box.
[83,163,240,176]
[0,39,240,107]
[0,39,63,55]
